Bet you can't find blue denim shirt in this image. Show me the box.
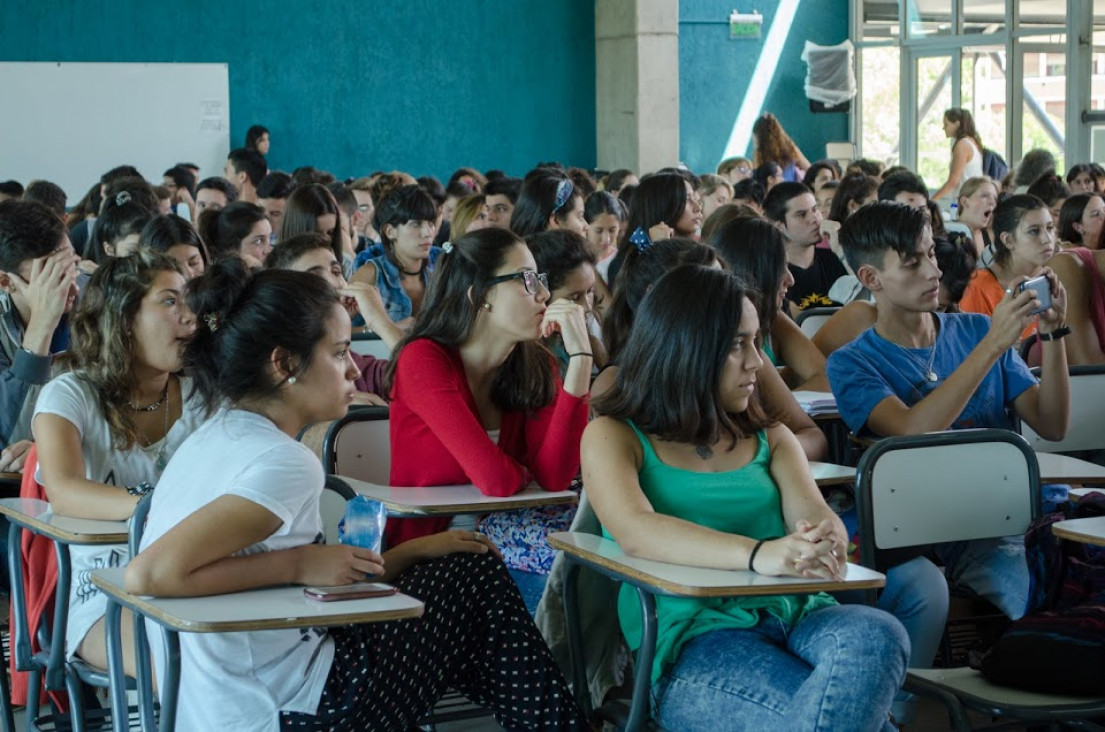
[353,244,442,322]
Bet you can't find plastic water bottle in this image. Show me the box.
[949,202,959,221]
[338,496,387,552]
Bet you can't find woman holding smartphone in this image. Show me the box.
[960,194,1058,344]
[125,259,586,731]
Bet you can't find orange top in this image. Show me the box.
[959,268,1037,342]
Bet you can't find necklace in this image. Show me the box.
[138,379,173,472]
[127,382,169,412]
[695,444,714,460]
[900,316,940,382]
[395,255,422,277]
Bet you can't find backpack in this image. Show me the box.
[978,493,1105,695]
[982,148,1009,182]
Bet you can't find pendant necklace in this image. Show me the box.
[903,316,939,382]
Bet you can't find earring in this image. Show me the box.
[288,376,297,385]
[481,303,492,312]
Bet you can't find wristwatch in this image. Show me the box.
[1038,326,1071,342]
[125,481,154,497]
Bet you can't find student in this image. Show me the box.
[1026,173,1070,225]
[931,108,985,202]
[951,176,999,258]
[224,148,267,204]
[196,201,272,266]
[245,124,270,156]
[716,156,753,184]
[731,178,766,212]
[827,200,1069,623]
[265,233,402,404]
[349,184,441,327]
[194,177,238,213]
[527,229,606,370]
[450,194,490,238]
[126,259,587,731]
[384,227,590,548]
[710,216,830,392]
[764,182,846,314]
[139,214,209,280]
[599,168,638,195]
[1047,215,1105,365]
[34,250,204,677]
[878,171,930,210]
[696,174,733,219]
[255,171,294,234]
[752,112,811,182]
[22,180,67,221]
[813,233,977,357]
[606,172,703,285]
[510,171,589,239]
[0,200,80,451]
[326,182,362,276]
[959,194,1057,344]
[279,183,346,268]
[802,160,839,192]
[1067,163,1098,194]
[348,177,381,247]
[1057,192,1105,250]
[595,237,828,461]
[162,166,197,221]
[484,175,522,230]
[583,265,906,730]
[0,181,24,203]
[88,190,155,262]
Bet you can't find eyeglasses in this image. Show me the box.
[357,204,371,212]
[487,270,549,295]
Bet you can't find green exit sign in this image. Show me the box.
[730,11,763,40]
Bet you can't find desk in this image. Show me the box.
[343,477,578,517]
[0,497,128,544]
[1051,516,1105,547]
[548,531,885,598]
[92,567,424,732]
[810,461,856,487]
[1036,452,1105,484]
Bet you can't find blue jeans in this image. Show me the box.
[652,605,908,731]
[935,535,1029,619]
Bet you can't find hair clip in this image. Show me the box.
[553,179,574,213]
[629,227,652,252]
[442,241,454,254]
[204,313,220,332]
[460,176,476,192]
[114,191,132,207]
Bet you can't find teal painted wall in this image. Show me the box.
[0,1,597,181]
[679,0,850,173]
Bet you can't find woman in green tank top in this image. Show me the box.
[583,265,907,731]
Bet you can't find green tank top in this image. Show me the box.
[763,334,779,366]
[603,420,836,683]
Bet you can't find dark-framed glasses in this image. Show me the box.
[487,270,549,295]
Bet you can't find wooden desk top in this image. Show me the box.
[1036,452,1105,484]
[809,461,855,486]
[343,477,578,516]
[0,497,128,544]
[548,532,884,598]
[1052,516,1105,547]
[92,567,424,633]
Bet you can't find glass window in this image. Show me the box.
[916,55,954,187]
[1017,0,1066,33]
[963,0,1006,36]
[1021,46,1066,174]
[861,46,901,166]
[906,0,953,38]
[962,47,1008,161]
[862,0,899,42]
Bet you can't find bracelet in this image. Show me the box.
[568,352,593,358]
[748,539,767,573]
[126,481,154,497]
[1038,325,1071,342]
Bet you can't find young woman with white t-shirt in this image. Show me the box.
[125,259,586,731]
[932,108,986,202]
[33,249,205,677]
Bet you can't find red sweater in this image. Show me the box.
[386,338,588,546]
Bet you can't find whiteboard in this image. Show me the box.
[0,62,230,204]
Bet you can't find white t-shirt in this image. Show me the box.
[32,373,205,658]
[140,408,332,732]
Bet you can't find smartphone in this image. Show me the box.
[303,582,397,602]
[1018,275,1052,316]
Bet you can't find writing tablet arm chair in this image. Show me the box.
[551,530,884,732]
[855,429,1105,730]
[320,406,390,483]
[795,306,841,338]
[1018,365,1105,456]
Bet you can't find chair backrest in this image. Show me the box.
[296,420,333,464]
[855,429,1040,569]
[796,306,840,338]
[129,492,154,555]
[351,332,391,359]
[323,406,390,484]
[1019,365,1105,453]
[320,475,356,544]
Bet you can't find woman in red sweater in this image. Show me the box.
[385,227,592,547]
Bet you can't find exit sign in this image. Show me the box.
[730,11,763,40]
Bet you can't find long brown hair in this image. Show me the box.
[68,249,185,448]
[383,228,557,412]
[752,113,802,168]
[944,108,984,151]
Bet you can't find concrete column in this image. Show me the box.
[595,0,680,174]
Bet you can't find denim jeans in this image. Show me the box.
[651,605,908,731]
[935,535,1029,620]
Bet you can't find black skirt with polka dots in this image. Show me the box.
[279,551,587,731]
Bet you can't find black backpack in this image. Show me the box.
[982,148,1009,182]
